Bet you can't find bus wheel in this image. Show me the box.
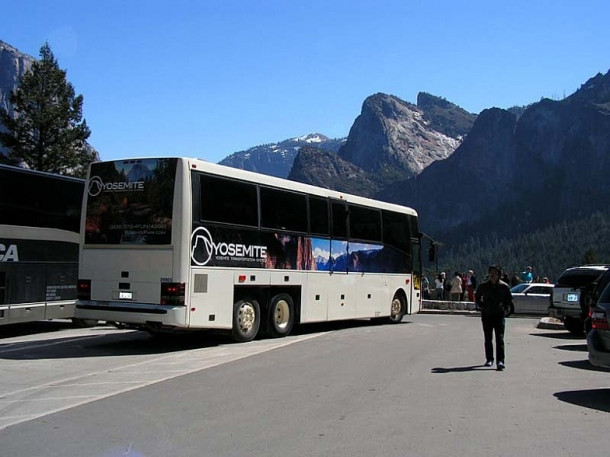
[268,293,295,338]
[388,294,405,323]
[232,298,261,342]
[72,318,98,328]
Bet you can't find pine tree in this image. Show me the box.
[0,42,95,177]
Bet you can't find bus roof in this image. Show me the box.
[0,163,84,183]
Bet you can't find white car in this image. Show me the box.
[508,283,554,316]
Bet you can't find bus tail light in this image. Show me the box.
[161,282,186,306]
[77,279,91,300]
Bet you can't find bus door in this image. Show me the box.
[411,238,422,313]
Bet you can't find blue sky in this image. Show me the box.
[3,0,609,164]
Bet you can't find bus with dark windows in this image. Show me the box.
[75,157,422,342]
[0,164,97,327]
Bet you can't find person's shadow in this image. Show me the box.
[431,364,492,373]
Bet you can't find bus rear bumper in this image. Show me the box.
[75,300,187,327]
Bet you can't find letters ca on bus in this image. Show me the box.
[0,243,19,262]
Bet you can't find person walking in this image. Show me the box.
[475,265,513,371]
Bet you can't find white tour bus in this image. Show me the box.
[0,164,96,327]
[76,157,422,341]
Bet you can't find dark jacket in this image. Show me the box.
[475,280,513,316]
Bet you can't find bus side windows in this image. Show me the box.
[382,210,410,252]
[200,174,258,227]
[260,187,307,232]
[349,205,381,242]
[331,202,348,240]
[0,271,5,304]
[309,196,329,236]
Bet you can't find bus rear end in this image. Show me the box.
[76,158,190,331]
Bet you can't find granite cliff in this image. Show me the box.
[379,70,610,244]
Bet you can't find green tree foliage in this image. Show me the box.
[0,42,95,177]
[424,210,610,284]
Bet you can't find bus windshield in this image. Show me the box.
[84,158,177,245]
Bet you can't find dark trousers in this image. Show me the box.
[481,313,505,362]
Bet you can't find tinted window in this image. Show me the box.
[309,196,329,236]
[0,166,83,232]
[0,271,5,304]
[350,205,381,242]
[260,187,307,232]
[530,286,551,295]
[85,159,177,244]
[331,201,348,239]
[556,269,607,288]
[200,174,258,227]
[598,281,610,303]
[382,210,411,252]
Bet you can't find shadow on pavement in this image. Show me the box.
[554,344,588,352]
[530,332,583,340]
[431,365,493,373]
[0,318,410,360]
[559,359,610,372]
[0,320,75,339]
[554,388,610,413]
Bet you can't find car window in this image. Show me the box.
[510,284,529,293]
[556,269,607,288]
[598,282,610,303]
[530,286,551,295]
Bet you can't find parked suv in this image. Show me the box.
[587,282,610,368]
[549,265,610,335]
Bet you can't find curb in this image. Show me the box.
[418,304,565,330]
[537,317,564,330]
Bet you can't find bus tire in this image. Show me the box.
[388,293,406,323]
[232,298,261,342]
[268,293,295,338]
[72,318,98,328]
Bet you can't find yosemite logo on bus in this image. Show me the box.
[88,176,145,197]
[190,227,267,266]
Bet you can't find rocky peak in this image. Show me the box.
[565,69,610,109]
[0,40,34,116]
[416,92,477,139]
[338,93,467,180]
[288,146,380,197]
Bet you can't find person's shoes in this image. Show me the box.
[484,360,494,367]
[497,361,505,371]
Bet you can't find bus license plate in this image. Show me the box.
[565,293,579,302]
[119,291,133,300]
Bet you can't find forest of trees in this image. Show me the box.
[425,210,610,283]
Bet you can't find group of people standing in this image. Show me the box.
[427,270,477,302]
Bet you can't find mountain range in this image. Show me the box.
[219,133,345,178]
